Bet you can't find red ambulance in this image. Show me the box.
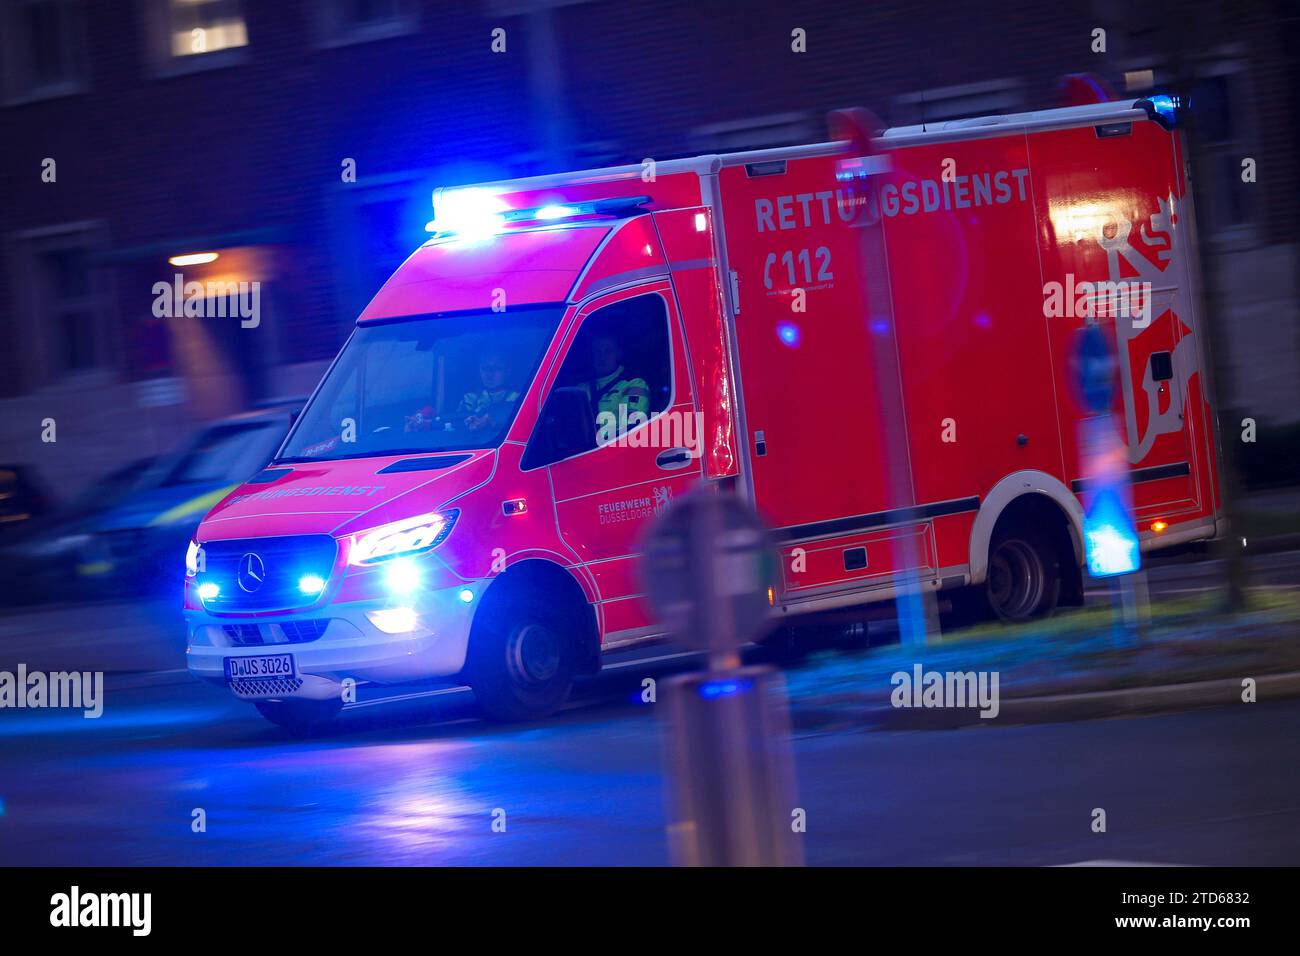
[184,95,1223,728]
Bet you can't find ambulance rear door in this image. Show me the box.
[716,151,889,524]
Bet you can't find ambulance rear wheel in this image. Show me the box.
[984,526,1061,622]
[254,698,342,735]
[468,593,576,721]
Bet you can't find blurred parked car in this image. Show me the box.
[0,464,53,536]
[0,457,156,606]
[73,404,299,599]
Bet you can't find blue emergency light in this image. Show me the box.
[1140,93,1182,129]
[698,677,754,700]
[1083,486,1141,577]
[426,191,652,236]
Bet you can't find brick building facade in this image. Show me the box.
[1,0,1297,493]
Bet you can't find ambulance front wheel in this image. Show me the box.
[467,591,577,721]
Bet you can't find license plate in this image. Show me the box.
[224,654,296,681]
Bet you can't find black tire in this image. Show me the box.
[467,590,577,721]
[254,698,342,734]
[982,525,1061,622]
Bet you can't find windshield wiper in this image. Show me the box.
[271,448,480,465]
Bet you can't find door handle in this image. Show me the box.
[655,447,692,471]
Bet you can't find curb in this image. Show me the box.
[1253,533,1300,555]
[791,670,1300,731]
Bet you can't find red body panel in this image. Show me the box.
[652,206,740,480]
[190,101,1221,655]
[359,226,609,320]
[542,281,703,636]
[712,113,1219,602]
[569,215,665,301]
[1026,122,1216,527]
[200,451,496,539]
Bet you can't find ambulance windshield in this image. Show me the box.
[275,307,563,462]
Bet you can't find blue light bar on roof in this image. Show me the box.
[1139,93,1181,129]
[426,191,653,235]
[498,195,653,224]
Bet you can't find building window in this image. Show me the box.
[39,246,99,373]
[1121,56,1257,243]
[894,79,1025,127]
[12,225,109,387]
[144,0,247,75]
[327,171,438,337]
[167,0,246,56]
[1190,65,1256,240]
[688,112,818,153]
[315,0,419,47]
[1,0,85,103]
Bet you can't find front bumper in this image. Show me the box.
[185,583,478,700]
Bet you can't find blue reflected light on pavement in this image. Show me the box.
[0,705,216,738]
[1084,488,1141,577]
[699,678,753,699]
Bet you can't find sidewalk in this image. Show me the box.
[2,556,1297,725]
[781,586,1300,730]
[1239,485,1300,552]
[0,598,186,676]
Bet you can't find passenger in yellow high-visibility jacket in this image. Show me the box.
[587,333,649,437]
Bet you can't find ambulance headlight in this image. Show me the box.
[185,540,202,578]
[349,511,458,566]
[383,559,422,595]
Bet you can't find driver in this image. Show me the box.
[405,352,520,433]
[458,352,520,431]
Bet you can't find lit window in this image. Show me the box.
[167,0,247,58]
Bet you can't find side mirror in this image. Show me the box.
[524,386,596,468]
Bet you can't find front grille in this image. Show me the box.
[222,620,331,646]
[278,619,329,642]
[223,624,264,646]
[197,535,338,613]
